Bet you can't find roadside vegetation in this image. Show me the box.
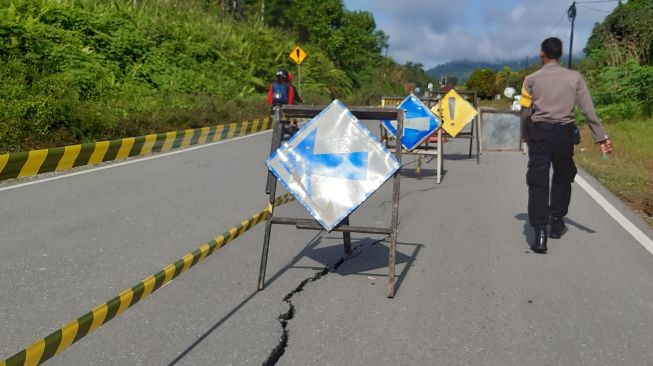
[0,0,429,153]
[576,118,653,225]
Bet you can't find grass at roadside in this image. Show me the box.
[575,118,653,226]
[477,99,512,111]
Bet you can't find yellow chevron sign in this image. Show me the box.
[431,89,478,137]
[289,46,307,65]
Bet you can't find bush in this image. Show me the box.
[587,59,653,119]
[0,0,409,153]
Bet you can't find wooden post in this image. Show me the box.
[342,216,352,254]
[387,109,404,298]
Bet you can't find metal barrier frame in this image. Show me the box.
[259,105,405,298]
[380,92,482,182]
[478,108,524,152]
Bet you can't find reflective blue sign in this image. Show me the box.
[382,95,440,151]
[267,100,401,231]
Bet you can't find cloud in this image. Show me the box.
[511,5,526,21]
[344,0,619,68]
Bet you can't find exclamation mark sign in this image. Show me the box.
[448,97,456,126]
[297,49,300,59]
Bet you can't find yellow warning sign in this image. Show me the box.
[432,89,478,137]
[289,46,307,65]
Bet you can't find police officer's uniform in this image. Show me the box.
[520,63,609,229]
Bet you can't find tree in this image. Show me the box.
[494,66,522,94]
[401,62,433,88]
[585,0,653,66]
[284,0,343,44]
[466,68,496,98]
[325,11,383,84]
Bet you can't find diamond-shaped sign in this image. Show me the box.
[289,46,307,65]
[431,89,478,137]
[267,100,401,231]
[382,95,440,151]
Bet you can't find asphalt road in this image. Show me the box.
[1,123,653,366]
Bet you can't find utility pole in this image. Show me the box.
[261,0,265,24]
[567,2,577,68]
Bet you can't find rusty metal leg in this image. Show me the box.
[436,129,442,184]
[469,114,474,159]
[258,195,275,290]
[475,115,481,164]
[388,110,404,298]
[342,216,352,254]
[266,107,281,194]
[259,115,284,291]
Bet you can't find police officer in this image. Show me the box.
[520,37,613,254]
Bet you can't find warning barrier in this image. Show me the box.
[0,117,272,182]
[1,193,295,366]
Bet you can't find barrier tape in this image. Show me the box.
[1,193,295,366]
[0,117,272,182]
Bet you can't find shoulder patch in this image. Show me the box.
[520,80,532,109]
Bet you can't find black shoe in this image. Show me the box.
[531,226,548,254]
[549,217,567,239]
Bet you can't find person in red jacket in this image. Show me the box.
[267,70,300,137]
[267,70,295,106]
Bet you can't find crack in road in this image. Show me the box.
[261,238,384,366]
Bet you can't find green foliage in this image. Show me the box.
[585,0,653,66]
[582,0,653,119]
[0,0,403,153]
[588,60,653,119]
[466,68,496,98]
[401,62,434,89]
[274,0,385,86]
[494,67,523,95]
[345,62,406,105]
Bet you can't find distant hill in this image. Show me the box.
[427,56,586,84]
[426,58,538,84]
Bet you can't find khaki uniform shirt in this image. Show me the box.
[520,63,608,143]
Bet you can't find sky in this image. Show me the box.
[343,0,621,69]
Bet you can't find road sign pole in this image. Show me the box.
[298,64,301,98]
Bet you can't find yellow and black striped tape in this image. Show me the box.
[1,193,295,366]
[0,118,272,182]
[380,97,404,108]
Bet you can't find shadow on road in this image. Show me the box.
[166,234,422,366]
[400,168,442,179]
[297,236,423,293]
[444,153,473,161]
[515,213,596,246]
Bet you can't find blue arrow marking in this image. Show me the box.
[285,129,368,196]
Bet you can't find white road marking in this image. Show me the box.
[0,129,272,192]
[576,175,653,255]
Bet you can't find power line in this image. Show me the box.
[525,11,568,59]
[578,4,612,13]
[549,11,568,36]
[575,0,621,3]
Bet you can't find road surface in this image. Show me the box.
[1,123,653,365]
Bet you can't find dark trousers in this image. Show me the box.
[526,123,578,227]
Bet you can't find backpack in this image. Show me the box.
[271,81,289,105]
